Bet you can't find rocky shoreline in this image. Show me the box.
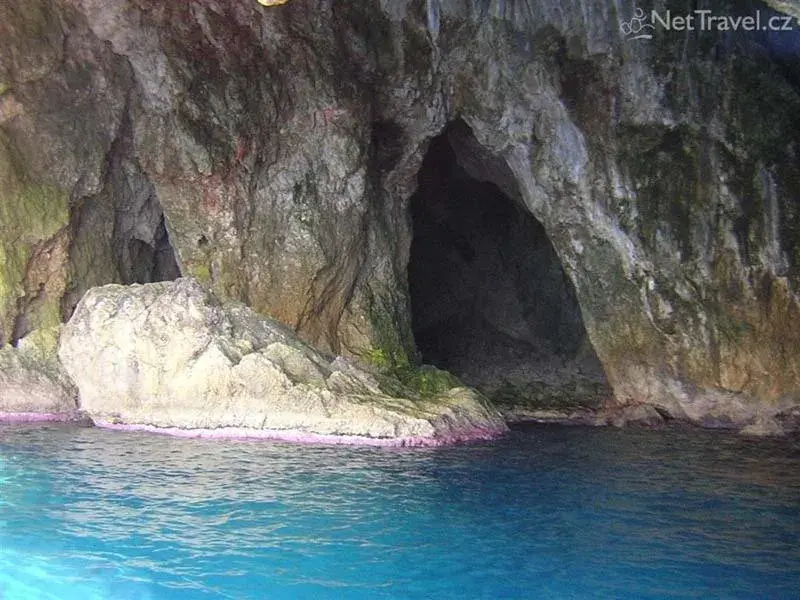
[2,2,800,444]
[0,411,86,423]
[2,279,510,446]
[1,279,797,442]
[0,411,505,446]
[91,420,505,447]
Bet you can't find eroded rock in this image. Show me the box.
[58,278,507,444]
[1,0,799,432]
[0,326,80,420]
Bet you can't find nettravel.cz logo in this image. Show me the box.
[620,7,796,41]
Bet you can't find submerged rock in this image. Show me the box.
[0,326,81,421]
[740,405,800,437]
[58,278,507,445]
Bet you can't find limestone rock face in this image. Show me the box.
[764,1,800,22]
[58,278,507,444]
[2,0,800,430]
[0,326,79,419]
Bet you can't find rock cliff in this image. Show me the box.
[2,0,800,434]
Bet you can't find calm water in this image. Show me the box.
[0,424,798,600]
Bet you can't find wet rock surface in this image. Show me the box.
[1,0,800,433]
[58,278,507,443]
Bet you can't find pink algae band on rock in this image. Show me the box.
[0,411,79,423]
[93,420,505,447]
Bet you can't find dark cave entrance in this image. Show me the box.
[116,210,181,285]
[59,152,181,329]
[407,122,610,413]
[108,137,181,286]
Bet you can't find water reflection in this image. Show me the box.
[1,424,798,599]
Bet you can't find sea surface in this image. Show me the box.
[1,424,798,599]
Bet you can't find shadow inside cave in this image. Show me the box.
[407,121,611,415]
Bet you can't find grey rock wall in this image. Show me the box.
[1,0,799,429]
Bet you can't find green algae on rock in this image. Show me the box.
[0,325,80,419]
[0,135,71,346]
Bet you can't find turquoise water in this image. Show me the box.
[1,424,798,599]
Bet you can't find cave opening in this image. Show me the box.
[407,122,610,414]
[59,157,182,329]
[118,213,181,285]
[110,157,181,286]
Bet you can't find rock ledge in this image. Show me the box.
[58,278,507,445]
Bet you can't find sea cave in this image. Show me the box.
[1,0,800,597]
[407,122,610,415]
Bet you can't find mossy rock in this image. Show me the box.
[0,178,70,343]
[489,379,609,412]
[362,346,461,400]
[397,364,462,398]
[16,325,61,361]
[189,262,212,284]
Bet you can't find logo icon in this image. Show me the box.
[620,8,655,40]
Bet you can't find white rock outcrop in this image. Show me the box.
[58,278,507,445]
